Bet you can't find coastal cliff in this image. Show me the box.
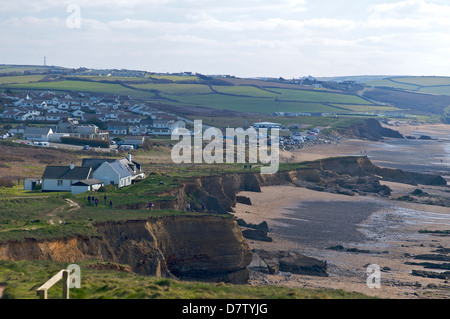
[0,215,252,284]
[176,156,447,214]
[337,118,404,141]
[0,156,446,283]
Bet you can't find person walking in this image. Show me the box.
[95,197,98,206]
[109,200,113,209]
[104,194,107,205]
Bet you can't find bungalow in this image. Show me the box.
[23,127,54,142]
[41,164,92,192]
[91,160,132,188]
[82,154,145,187]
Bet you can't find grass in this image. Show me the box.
[129,83,212,94]
[270,88,373,105]
[212,85,279,98]
[0,75,46,85]
[366,76,450,96]
[161,92,341,114]
[0,260,373,299]
[3,80,156,99]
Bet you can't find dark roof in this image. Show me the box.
[42,166,92,180]
[71,179,103,186]
[82,157,143,176]
[81,158,116,171]
[24,127,52,135]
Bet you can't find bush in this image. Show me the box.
[97,184,116,193]
[0,179,13,188]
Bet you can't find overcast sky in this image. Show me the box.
[2,0,450,78]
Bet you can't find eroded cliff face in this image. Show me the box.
[337,118,404,141]
[0,216,252,284]
[1,156,445,284]
[178,156,447,214]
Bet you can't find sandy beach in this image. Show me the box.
[235,123,450,299]
[280,123,450,177]
[234,186,450,299]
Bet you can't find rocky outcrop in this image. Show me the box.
[178,156,447,215]
[337,118,404,141]
[249,250,328,277]
[0,216,252,284]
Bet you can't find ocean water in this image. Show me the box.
[364,138,450,175]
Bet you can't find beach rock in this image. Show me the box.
[236,196,252,205]
[237,219,270,232]
[252,250,328,277]
[242,229,273,242]
[412,270,450,280]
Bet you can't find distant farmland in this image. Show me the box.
[366,76,450,96]
[0,73,399,115]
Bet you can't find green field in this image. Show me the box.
[366,76,450,96]
[270,88,373,104]
[161,92,341,113]
[0,70,417,115]
[130,83,212,94]
[212,85,279,98]
[4,80,156,99]
[0,75,47,85]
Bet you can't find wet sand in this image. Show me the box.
[234,186,450,299]
[280,123,450,177]
[234,124,450,298]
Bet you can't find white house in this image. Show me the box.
[23,127,54,142]
[41,164,92,192]
[92,161,132,188]
[83,154,144,188]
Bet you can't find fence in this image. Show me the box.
[36,269,70,299]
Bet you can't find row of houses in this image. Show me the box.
[11,117,186,143]
[25,154,145,194]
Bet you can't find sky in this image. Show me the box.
[2,0,450,78]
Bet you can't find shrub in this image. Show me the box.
[0,179,13,188]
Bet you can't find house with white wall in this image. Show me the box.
[41,164,92,192]
[23,127,54,142]
[91,161,132,188]
[82,154,145,188]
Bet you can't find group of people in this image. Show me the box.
[86,195,208,213]
[87,194,113,209]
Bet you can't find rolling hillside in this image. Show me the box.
[363,76,450,115]
[0,65,448,117]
